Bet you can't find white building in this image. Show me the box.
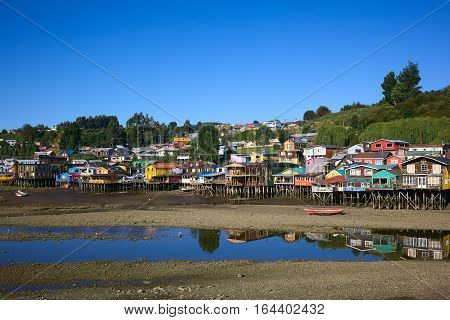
[262,120,281,131]
[303,146,327,161]
[347,144,364,155]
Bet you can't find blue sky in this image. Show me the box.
[0,0,449,129]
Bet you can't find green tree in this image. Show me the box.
[316,106,331,117]
[59,123,81,149]
[255,125,274,146]
[277,129,290,144]
[392,61,421,105]
[303,110,316,121]
[198,125,219,162]
[381,71,397,104]
[197,229,220,253]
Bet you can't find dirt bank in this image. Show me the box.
[1,260,448,300]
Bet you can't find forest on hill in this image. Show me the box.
[307,62,450,146]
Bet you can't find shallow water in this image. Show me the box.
[0,226,448,264]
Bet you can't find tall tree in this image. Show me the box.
[316,106,331,117]
[255,125,274,146]
[392,61,421,105]
[197,125,219,162]
[303,110,316,121]
[381,71,397,104]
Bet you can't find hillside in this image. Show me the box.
[308,86,450,146]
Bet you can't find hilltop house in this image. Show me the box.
[368,139,409,155]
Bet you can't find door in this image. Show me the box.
[417,176,426,188]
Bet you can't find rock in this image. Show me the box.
[143,280,152,285]
[177,286,187,292]
[137,289,144,294]
[237,273,245,278]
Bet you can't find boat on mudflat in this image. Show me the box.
[304,208,344,215]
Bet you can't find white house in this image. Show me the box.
[262,120,281,131]
[347,144,364,155]
[303,146,327,160]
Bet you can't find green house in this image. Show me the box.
[371,170,399,189]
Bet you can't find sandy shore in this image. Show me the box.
[1,260,448,300]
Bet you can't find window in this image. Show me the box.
[421,251,429,259]
[386,143,393,148]
[428,176,440,186]
[433,251,443,260]
[407,164,415,174]
[364,241,373,248]
[375,160,382,165]
[375,143,382,148]
[390,159,398,164]
[350,169,361,176]
[432,164,441,174]
[420,163,428,171]
[407,248,416,258]
[364,169,373,176]
[417,238,427,248]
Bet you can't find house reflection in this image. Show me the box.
[398,233,446,260]
[284,232,301,242]
[226,229,275,243]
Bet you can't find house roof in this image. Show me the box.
[402,155,450,166]
[370,139,410,145]
[152,162,178,169]
[317,175,345,184]
[372,170,398,178]
[347,163,397,170]
[352,151,391,159]
[273,167,305,176]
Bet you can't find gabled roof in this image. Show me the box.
[352,151,391,159]
[370,139,410,145]
[372,170,398,178]
[347,163,397,170]
[273,167,305,176]
[402,155,450,166]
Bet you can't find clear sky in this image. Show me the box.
[0,0,449,129]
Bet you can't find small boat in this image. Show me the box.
[15,190,29,197]
[180,186,195,192]
[304,208,344,215]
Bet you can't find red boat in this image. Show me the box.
[304,208,344,215]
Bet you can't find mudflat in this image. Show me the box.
[1,260,448,300]
[1,203,449,231]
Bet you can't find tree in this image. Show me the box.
[303,110,316,121]
[59,123,81,149]
[105,117,124,146]
[197,229,220,253]
[316,106,331,117]
[381,71,397,104]
[392,61,421,105]
[255,125,274,146]
[198,125,219,162]
[277,129,289,144]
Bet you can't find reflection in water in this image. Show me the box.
[0,226,448,264]
[197,229,220,253]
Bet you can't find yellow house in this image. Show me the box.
[325,169,345,180]
[173,137,190,145]
[145,163,177,181]
[443,167,450,190]
[250,151,279,163]
[96,167,110,175]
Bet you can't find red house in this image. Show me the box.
[352,152,391,165]
[369,139,409,154]
[386,154,403,168]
